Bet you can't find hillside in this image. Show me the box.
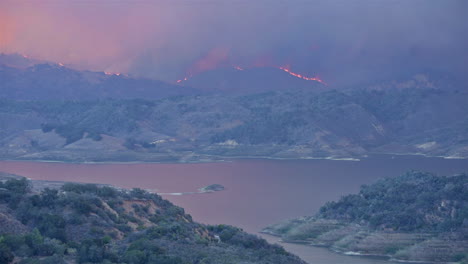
[262,171,468,263]
[179,67,326,94]
[0,62,198,101]
[0,87,467,162]
[0,174,305,264]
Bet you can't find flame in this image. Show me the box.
[175,64,327,86]
[104,71,121,76]
[176,76,190,83]
[279,66,327,85]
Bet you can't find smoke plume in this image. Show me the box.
[1,0,466,85]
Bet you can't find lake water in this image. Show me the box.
[1,155,467,264]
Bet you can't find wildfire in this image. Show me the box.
[279,66,327,85]
[175,66,243,84]
[176,76,189,83]
[104,71,121,76]
[175,65,327,86]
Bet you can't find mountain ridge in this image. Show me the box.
[0,55,199,101]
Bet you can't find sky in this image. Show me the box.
[1,0,467,85]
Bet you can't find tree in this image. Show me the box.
[0,243,14,264]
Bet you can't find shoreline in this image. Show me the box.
[367,151,467,160]
[1,152,465,165]
[261,232,447,264]
[0,154,362,165]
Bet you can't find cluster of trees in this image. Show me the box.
[263,171,468,263]
[318,171,468,232]
[0,178,303,264]
[36,100,155,144]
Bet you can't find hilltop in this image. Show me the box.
[0,174,304,264]
[262,171,468,263]
[0,57,198,101]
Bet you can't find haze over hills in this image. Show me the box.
[1,53,467,162]
[0,86,467,162]
[0,54,199,101]
[178,66,327,94]
[0,53,331,97]
[0,53,45,69]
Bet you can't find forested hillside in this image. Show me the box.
[0,176,304,264]
[263,171,468,263]
[318,171,468,232]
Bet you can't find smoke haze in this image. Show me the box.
[1,0,467,85]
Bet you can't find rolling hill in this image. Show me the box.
[0,88,467,162]
[0,174,305,264]
[262,171,468,263]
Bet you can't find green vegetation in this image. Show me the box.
[199,184,225,193]
[0,178,304,264]
[263,171,468,263]
[319,171,468,232]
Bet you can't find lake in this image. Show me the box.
[1,155,467,264]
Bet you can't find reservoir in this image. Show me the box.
[1,155,467,264]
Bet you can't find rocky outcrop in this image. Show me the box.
[263,218,468,263]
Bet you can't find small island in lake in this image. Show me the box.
[199,184,225,193]
[262,171,468,263]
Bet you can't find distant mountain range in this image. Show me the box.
[0,88,466,162]
[0,53,199,101]
[0,53,332,100]
[0,53,467,162]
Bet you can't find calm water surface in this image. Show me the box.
[1,155,467,264]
